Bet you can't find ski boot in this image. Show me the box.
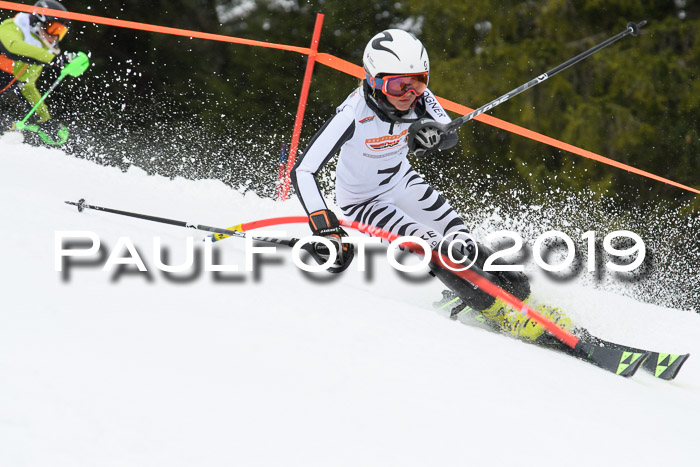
[434,290,574,344]
[432,290,501,332]
[480,300,574,344]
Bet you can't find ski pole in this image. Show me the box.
[64,199,301,250]
[15,51,90,145]
[443,21,647,134]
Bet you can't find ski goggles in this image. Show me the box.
[366,72,429,98]
[46,21,68,41]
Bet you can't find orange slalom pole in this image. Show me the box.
[0,1,312,55]
[4,1,693,196]
[316,53,365,79]
[279,13,324,201]
[435,97,700,196]
[292,54,700,197]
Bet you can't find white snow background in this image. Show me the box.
[1,138,699,467]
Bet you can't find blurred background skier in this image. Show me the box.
[293,28,572,344]
[0,0,70,135]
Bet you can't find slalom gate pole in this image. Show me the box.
[14,52,90,145]
[279,13,325,201]
[64,199,580,348]
[195,213,581,349]
[15,76,69,145]
[210,215,308,242]
[444,21,647,134]
[63,203,650,373]
[339,219,581,349]
[0,63,28,94]
[17,52,90,125]
[1,1,692,194]
[436,251,579,348]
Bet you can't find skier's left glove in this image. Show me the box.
[307,209,354,273]
[407,118,459,158]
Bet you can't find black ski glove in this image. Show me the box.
[407,118,459,158]
[307,209,354,273]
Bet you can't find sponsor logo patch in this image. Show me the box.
[365,129,408,151]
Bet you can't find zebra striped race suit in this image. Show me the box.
[292,85,470,250]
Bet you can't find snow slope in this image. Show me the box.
[1,138,699,467]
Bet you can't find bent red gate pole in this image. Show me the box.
[278,13,324,201]
[339,219,581,349]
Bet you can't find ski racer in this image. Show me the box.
[292,28,572,343]
[0,0,70,132]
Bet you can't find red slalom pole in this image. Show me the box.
[339,219,581,349]
[279,13,324,201]
[178,210,579,349]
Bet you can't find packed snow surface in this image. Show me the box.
[1,139,699,467]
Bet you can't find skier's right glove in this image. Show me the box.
[307,209,354,273]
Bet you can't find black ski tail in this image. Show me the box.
[577,330,690,381]
[570,341,649,377]
[642,353,690,380]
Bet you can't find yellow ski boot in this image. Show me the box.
[480,300,574,343]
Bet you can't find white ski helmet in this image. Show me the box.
[363,29,429,79]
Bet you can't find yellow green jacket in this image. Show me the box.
[0,15,57,122]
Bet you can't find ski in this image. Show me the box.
[575,331,690,381]
[569,341,649,377]
[434,291,686,379]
